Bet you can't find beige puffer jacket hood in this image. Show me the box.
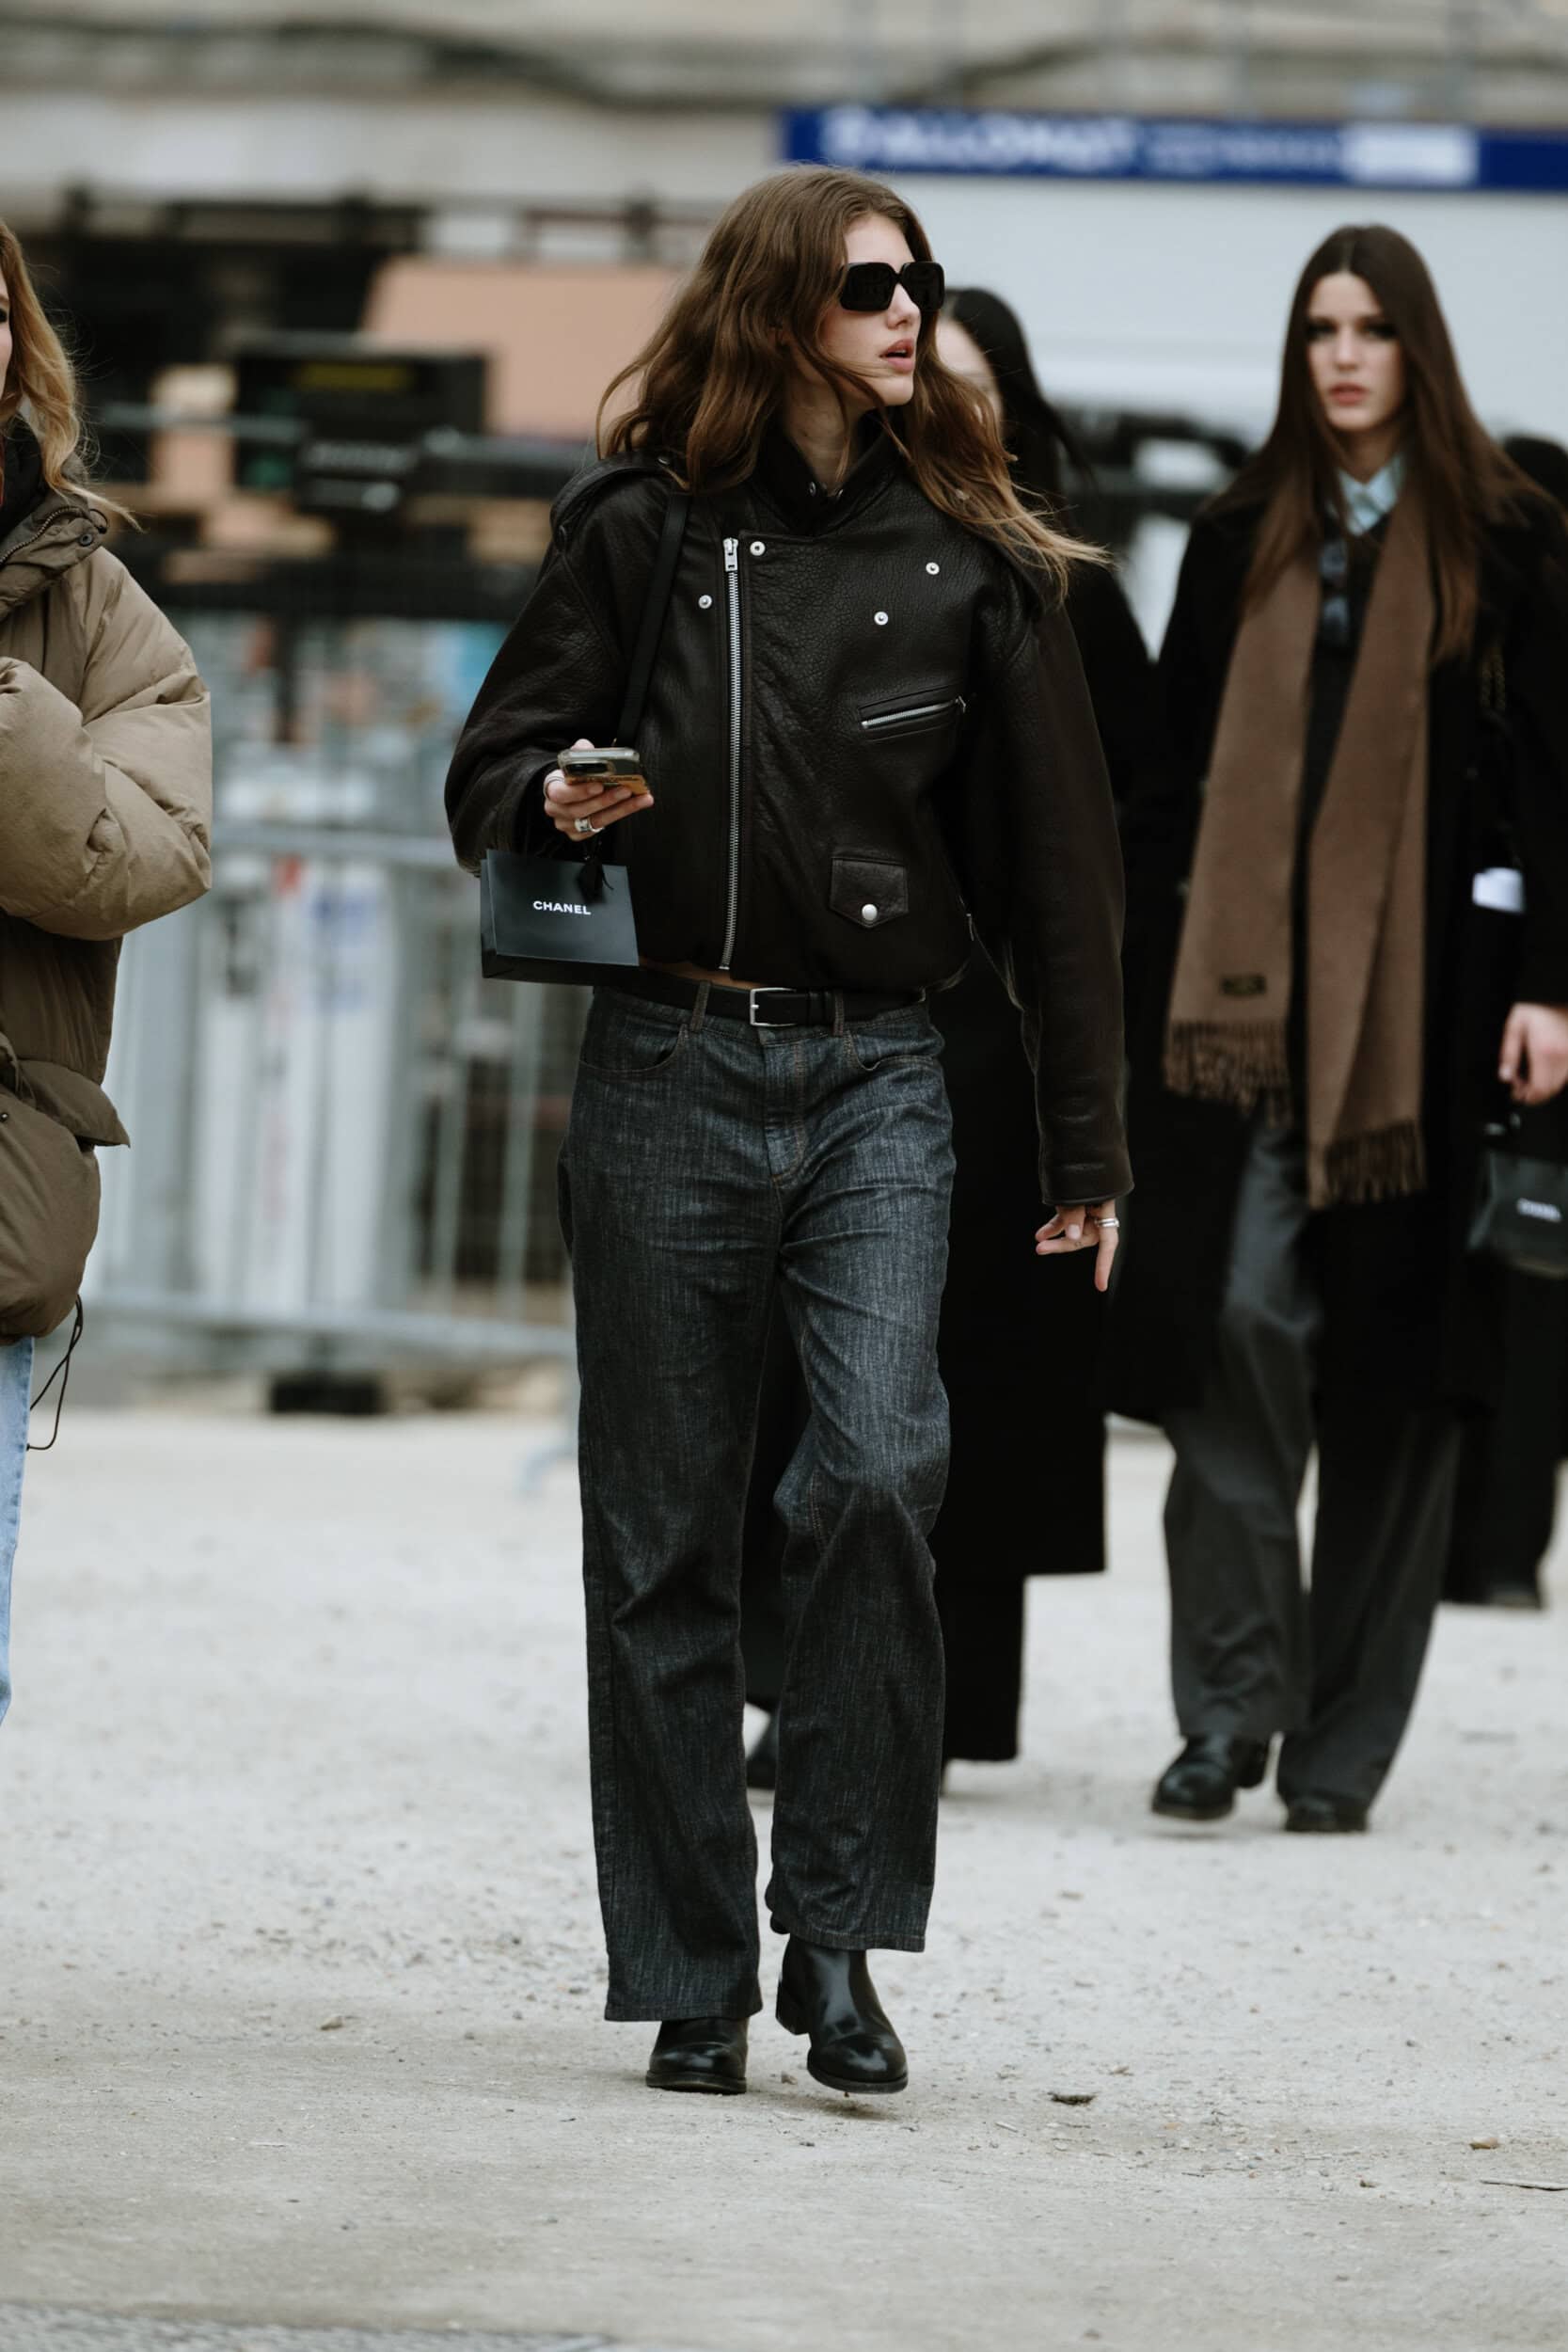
[0,423,212,1336]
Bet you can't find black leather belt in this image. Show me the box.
[608,968,927,1029]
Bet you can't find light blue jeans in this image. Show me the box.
[0,1339,34,1731]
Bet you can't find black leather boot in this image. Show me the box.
[1284,1792,1369,1835]
[1152,1735,1271,1822]
[775,1938,908,2095]
[644,2016,748,2094]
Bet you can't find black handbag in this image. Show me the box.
[1469,1101,1568,1280]
[1463,641,1568,1279]
[480,484,689,986]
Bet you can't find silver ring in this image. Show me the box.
[1098,1216,1120,1230]
[573,816,598,836]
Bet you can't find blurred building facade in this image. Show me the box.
[3,1,1564,1391]
[5,5,1564,451]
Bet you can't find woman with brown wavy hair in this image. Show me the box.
[0,220,211,1731]
[1108,225,1568,1834]
[448,167,1130,2096]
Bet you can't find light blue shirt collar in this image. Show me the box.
[1338,450,1407,536]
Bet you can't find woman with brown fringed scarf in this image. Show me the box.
[1108,224,1568,1834]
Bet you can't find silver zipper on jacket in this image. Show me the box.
[719,534,743,972]
[859,696,966,733]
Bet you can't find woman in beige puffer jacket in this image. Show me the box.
[0,220,212,1725]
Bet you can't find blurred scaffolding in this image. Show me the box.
[79,329,585,1396]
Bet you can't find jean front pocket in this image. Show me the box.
[843,1009,939,1077]
[578,996,688,1082]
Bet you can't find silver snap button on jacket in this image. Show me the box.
[750,540,766,556]
[874,611,888,626]
[861,903,879,925]
[698,594,713,609]
[926,562,940,575]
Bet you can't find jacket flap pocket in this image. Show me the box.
[12,1059,130,1147]
[829,856,910,930]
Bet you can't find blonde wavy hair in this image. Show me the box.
[1,218,134,524]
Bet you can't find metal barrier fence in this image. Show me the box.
[86,600,585,1384]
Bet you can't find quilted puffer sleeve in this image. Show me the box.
[0,552,212,941]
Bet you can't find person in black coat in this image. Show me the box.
[744,288,1160,1776]
[1443,435,1568,1613]
[1108,226,1568,1832]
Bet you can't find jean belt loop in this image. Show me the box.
[832,990,846,1038]
[690,980,711,1036]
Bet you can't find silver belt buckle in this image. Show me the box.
[748,988,794,1027]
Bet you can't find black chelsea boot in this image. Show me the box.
[1151,1734,1272,1822]
[645,2015,749,2094]
[775,1938,908,2095]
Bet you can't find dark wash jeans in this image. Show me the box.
[559,984,955,2021]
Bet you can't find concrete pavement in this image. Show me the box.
[2,1406,1565,2351]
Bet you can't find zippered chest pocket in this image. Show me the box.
[858,687,966,742]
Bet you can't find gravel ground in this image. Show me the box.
[1,1408,1565,2352]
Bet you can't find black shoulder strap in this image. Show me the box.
[614,486,690,746]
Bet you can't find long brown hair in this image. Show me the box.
[0,219,132,523]
[1219,223,1525,664]
[601,167,1099,597]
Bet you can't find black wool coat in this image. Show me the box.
[933,557,1164,1584]
[1105,493,1568,1422]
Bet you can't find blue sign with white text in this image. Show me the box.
[783,106,1568,195]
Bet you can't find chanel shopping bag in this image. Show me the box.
[480,485,689,987]
[480,848,640,986]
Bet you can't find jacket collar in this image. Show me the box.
[0,423,107,618]
[751,415,902,534]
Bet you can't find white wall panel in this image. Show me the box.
[895,174,1568,445]
[0,92,775,211]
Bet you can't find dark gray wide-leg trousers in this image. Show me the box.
[560,985,954,2022]
[1163,1119,1462,1808]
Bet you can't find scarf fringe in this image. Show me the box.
[1164,1020,1291,1111]
[1316,1121,1426,1209]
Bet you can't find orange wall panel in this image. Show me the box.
[363,260,678,439]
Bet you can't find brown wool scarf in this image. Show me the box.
[1164,490,1434,1209]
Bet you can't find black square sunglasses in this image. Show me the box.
[838,260,946,316]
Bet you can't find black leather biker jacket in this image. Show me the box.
[446,425,1131,1206]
